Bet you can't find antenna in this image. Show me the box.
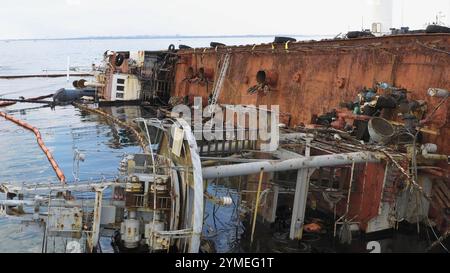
[401,0,405,27]
[437,11,446,26]
[67,56,70,84]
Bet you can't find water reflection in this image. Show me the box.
[76,105,150,150]
[0,103,148,252]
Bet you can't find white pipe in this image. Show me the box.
[0,200,36,206]
[428,88,449,98]
[202,151,382,179]
[83,82,105,88]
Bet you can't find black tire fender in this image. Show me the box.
[346,31,375,39]
[426,24,450,34]
[210,42,226,48]
[179,44,192,50]
[115,53,125,66]
[273,36,296,43]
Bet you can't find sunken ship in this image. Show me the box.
[1,26,449,253]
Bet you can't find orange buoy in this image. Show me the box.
[304,223,322,233]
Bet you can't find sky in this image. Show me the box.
[0,0,449,39]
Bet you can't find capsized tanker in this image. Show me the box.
[2,29,449,253]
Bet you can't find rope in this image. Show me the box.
[427,228,450,252]
[421,95,449,124]
[416,40,450,55]
[380,149,431,202]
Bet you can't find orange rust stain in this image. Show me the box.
[173,34,450,155]
[170,34,449,233]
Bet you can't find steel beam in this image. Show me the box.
[289,137,312,240]
[202,151,382,179]
[89,187,105,252]
[289,168,311,240]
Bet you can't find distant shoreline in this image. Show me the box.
[1,34,332,42]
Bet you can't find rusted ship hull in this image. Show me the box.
[5,33,447,253]
[170,34,449,235]
[89,34,448,236]
[172,34,449,153]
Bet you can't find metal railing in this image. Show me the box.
[197,127,257,157]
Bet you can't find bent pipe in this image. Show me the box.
[202,151,383,179]
[0,111,66,183]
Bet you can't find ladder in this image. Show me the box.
[208,53,231,112]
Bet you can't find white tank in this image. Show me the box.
[121,218,141,248]
[367,0,393,34]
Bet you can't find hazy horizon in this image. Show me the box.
[0,33,330,42]
[0,0,449,40]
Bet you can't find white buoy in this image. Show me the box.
[67,56,70,83]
